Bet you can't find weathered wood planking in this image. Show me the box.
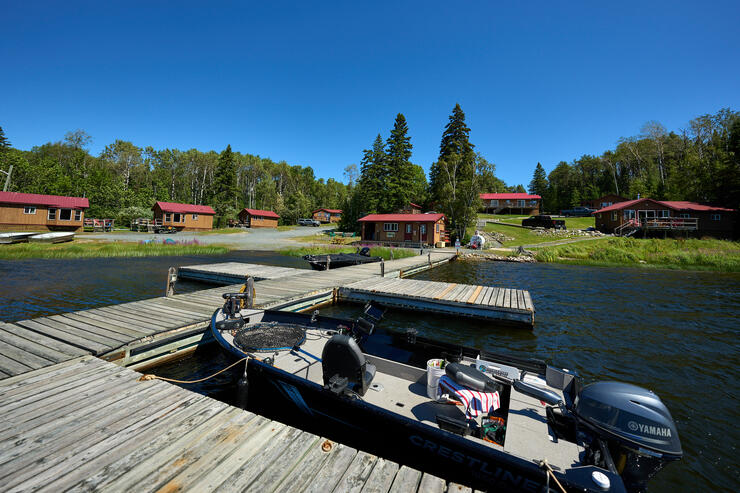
[178,262,306,285]
[0,356,451,492]
[338,277,534,328]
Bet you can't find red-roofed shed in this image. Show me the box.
[312,208,342,223]
[479,193,541,214]
[0,191,90,232]
[238,208,280,228]
[358,213,446,246]
[152,201,215,231]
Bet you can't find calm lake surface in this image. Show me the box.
[1,254,738,491]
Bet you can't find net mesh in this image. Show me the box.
[233,321,307,353]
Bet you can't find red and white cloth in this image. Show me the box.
[438,375,500,419]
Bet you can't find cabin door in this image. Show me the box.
[404,224,413,241]
[420,224,427,243]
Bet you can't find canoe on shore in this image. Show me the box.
[28,232,75,244]
[0,232,37,244]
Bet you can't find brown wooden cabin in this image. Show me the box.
[581,194,629,210]
[594,198,737,238]
[480,193,541,214]
[238,208,280,228]
[312,208,342,223]
[0,192,89,232]
[152,201,215,231]
[359,213,447,247]
[397,202,422,214]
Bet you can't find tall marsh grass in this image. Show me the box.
[279,245,417,261]
[0,241,230,260]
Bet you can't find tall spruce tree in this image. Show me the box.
[528,162,548,211]
[357,134,387,213]
[429,103,474,204]
[385,114,414,212]
[0,126,10,153]
[213,144,238,225]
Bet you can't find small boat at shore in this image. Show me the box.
[211,293,682,492]
[303,246,382,270]
[0,232,37,244]
[29,232,75,244]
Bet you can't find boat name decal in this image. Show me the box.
[628,420,672,437]
[409,435,543,492]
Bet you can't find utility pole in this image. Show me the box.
[1,165,12,192]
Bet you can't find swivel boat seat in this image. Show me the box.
[321,334,376,396]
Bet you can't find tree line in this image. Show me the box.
[0,128,350,227]
[529,108,740,214]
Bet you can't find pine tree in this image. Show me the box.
[213,145,238,225]
[0,126,10,153]
[528,163,548,196]
[357,134,387,213]
[385,114,414,212]
[429,104,475,204]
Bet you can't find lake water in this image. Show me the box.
[1,254,738,491]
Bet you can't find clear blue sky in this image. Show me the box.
[2,1,738,187]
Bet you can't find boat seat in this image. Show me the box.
[445,362,502,394]
[321,334,376,396]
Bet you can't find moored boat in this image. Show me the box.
[211,294,682,492]
[28,232,75,243]
[0,232,37,244]
[303,246,382,270]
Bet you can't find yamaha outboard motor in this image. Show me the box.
[574,382,682,492]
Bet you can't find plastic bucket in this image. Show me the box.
[426,359,446,399]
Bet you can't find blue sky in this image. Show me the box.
[2,1,738,187]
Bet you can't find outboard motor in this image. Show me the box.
[574,382,682,492]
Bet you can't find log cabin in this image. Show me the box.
[0,192,89,232]
[359,213,447,247]
[152,201,215,231]
[480,193,541,215]
[312,208,342,223]
[238,208,280,228]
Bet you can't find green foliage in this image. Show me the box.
[385,114,416,211]
[278,245,417,261]
[0,241,230,260]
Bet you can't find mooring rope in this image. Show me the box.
[138,356,254,384]
[539,459,567,493]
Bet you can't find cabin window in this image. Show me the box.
[75,210,82,221]
[436,223,440,233]
[420,224,427,235]
[48,208,57,220]
[59,209,72,221]
[192,214,198,221]
[405,224,412,233]
[383,223,398,232]
[165,213,172,222]
[624,210,635,220]
[530,200,537,206]
[661,210,670,218]
[611,212,618,221]
[711,214,721,221]
[490,200,498,207]
[679,213,690,218]
[518,200,526,207]
[172,213,183,223]
[23,206,36,214]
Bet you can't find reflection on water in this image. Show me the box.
[0,250,307,322]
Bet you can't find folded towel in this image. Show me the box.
[439,375,500,419]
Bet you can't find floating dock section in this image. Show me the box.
[0,356,456,492]
[177,262,305,285]
[338,277,534,328]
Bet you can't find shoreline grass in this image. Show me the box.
[0,241,231,260]
[278,245,417,261]
[534,237,740,272]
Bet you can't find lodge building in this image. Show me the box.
[0,192,89,232]
[581,194,629,210]
[480,193,541,215]
[594,198,737,238]
[312,208,342,223]
[152,201,215,231]
[358,213,447,247]
[238,208,280,228]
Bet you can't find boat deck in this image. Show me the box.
[0,356,469,493]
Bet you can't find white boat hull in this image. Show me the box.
[28,232,75,244]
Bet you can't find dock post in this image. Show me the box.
[327,256,331,270]
[380,259,385,277]
[428,252,432,266]
[245,276,254,308]
[390,249,394,260]
[165,267,177,297]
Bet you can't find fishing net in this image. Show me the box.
[233,321,307,353]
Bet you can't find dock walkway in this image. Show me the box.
[0,356,473,493]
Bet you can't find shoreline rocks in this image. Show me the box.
[457,252,537,263]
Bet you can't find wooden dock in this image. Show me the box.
[338,277,534,327]
[178,262,305,285]
[0,356,473,493]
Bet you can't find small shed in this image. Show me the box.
[312,208,342,223]
[152,201,215,231]
[0,192,89,232]
[238,208,280,228]
[358,213,446,246]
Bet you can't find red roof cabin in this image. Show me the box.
[358,213,447,247]
[312,208,342,224]
[152,201,215,231]
[594,198,737,238]
[238,208,280,228]
[397,202,423,214]
[0,192,90,232]
[480,193,541,215]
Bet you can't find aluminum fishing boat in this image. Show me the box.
[211,293,681,492]
[0,232,36,244]
[303,247,382,271]
[28,232,75,243]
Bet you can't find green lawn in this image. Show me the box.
[279,245,417,261]
[0,241,231,260]
[195,227,249,235]
[535,237,740,272]
[481,223,588,247]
